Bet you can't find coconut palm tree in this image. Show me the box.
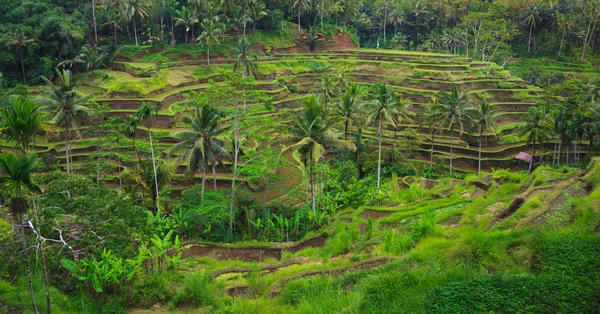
[37,69,94,175]
[168,103,230,203]
[417,97,441,168]
[137,102,160,211]
[283,95,353,215]
[0,153,42,313]
[232,36,259,78]
[387,8,406,37]
[4,31,36,84]
[519,107,552,173]
[431,84,476,175]
[101,10,122,45]
[122,0,149,46]
[291,0,312,30]
[127,114,140,163]
[363,83,403,188]
[335,83,362,140]
[247,2,268,31]
[0,96,47,154]
[197,19,222,65]
[316,75,337,107]
[584,103,600,156]
[175,7,199,43]
[522,4,541,53]
[472,101,499,175]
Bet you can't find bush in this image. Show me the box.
[170,274,219,308]
[426,275,600,314]
[411,209,437,241]
[133,272,172,307]
[382,229,413,255]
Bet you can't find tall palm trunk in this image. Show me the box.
[582,18,593,61]
[478,125,483,175]
[20,50,27,85]
[201,159,207,203]
[376,117,383,189]
[92,0,98,46]
[19,212,39,314]
[133,18,139,46]
[344,120,349,140]
[32,198,51,314]
[529,139,536,173]
[148,127,160,213]
[212,163,217,191]
[65,121,71,175]
[310,162,316,216]
[298,6,301,31]
[449,127,454,175]
[430,129,435,168]
[558,30,566,57]
[528,22,534,53]
[207,45,210,65]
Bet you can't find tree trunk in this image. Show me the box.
[582,18,593,61]
[20,50,27,85]
[114,25,118,45]
[383,0,388,43]
[32,199,51,314]
[528,22,533,53]
[377,117,383,189]
[212,163,217,191]
[134,18,139,46]
[201,161,207,203]
[529,139,535,173]
[65,124,70,175]
[148,127,160,213]
[92,0,98,46]
[558,30,566,57]
[19,212,39,314]
[449,128,454,175]
[207,45,210,65]
[539,141,544,163]
[478,125,483,175]
[310,162,316,217]
[430,129,435,168]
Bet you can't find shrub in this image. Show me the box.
[170,274,219,308]
[427,275,600,314]
[132,272,172,307]
[382,229,413,255]
[411,209,437,241]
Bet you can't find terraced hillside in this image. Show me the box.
[152,159,600,313]
[10,38,589,200]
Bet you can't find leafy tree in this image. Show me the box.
[335,83,362,140]
[37,69,94,175]
[0,96,47,154]
[197,19,222,65]
[168,103,230,204]
[417,97,441,168]
[522,4,541,53]
[232,36,259,78]
[0,153,42,313]
[283,95,353,215]
[3,30,36,85]
[291,0,312,30]
[137,102,160,211]
[431,84,476,175]
[472,101,498,175]
[122,0,149,46]
[175,7,199,43]
[364,83,402,188]
[247,1,268,31]
[519,107,552,173]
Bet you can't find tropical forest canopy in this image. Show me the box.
[0,0,600,313]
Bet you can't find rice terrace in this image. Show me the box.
[1,0,600,313]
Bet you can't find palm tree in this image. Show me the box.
[127,114,140,163]
[291,0,312,31]
[4,31,36,84]
[335,83,362,140]
[522,4,541,53]
[168,103,230,203]
[283,95,353,215]
[0,96,47,154]
[431,84,476,175]
[417,97,441,168]
[556,13,572,57]
[247,2,268,31]
[137,103,160,211]
[37,69,94,175]
[387,8,406,37]
[519,107,552,173]
[364,83,402,188]
[197,19,222,65]
[472,101,499,175]
[587,78,600,103]
[122,0,149,46]
[584,103,600,157]
[316,75,336,107]
[175,7,199,43]
[232,36,258,78]
[101,10,122,45]
[0,153,42,314]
